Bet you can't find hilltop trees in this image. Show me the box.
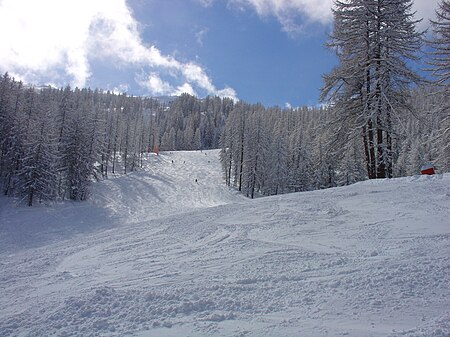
[0,79,160,205]
[0,79,235,205]
[321,0,423,179]
[157,94,233,151]
[0,74,447,206]
[1,11,448,207]
[218,85,446,198]
[220,103,336,198]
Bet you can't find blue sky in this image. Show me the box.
[0,0,439,108]
[128,0,336,107]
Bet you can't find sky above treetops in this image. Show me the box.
[0,0,439,108]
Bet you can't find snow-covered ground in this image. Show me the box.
[0,150,449,337]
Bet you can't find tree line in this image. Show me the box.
[0,74,446,205]
[219,85,447,198]
[219,0,448,198]
[0,80,232,205]
[0,0,448,204]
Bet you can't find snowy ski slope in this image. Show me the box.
[0,150,449,337]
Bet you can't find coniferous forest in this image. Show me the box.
[0,0,449,205]
[0,80,235,205]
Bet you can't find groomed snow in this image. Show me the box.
[0,150,449,337]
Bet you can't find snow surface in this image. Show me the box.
[0,150,449,337]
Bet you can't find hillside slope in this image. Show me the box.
[0,150,449,337]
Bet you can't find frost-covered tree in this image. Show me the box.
[322,0,423,179]
[219,103,335,197]
[429,0,450,86]
[17,88,59,206]
[428,0,450,171]
[266,112,289,195]
[228,103,248,192]
[0,74,25,196]
[242,104,270,198]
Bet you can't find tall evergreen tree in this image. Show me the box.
[0,75,25,196]
[17,88,59,206]
[429,0,450,86]
[322,0,423,179]
[428,0,450,171]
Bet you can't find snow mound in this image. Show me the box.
[0,150,449,337]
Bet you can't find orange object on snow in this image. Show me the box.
[420,163,435,175]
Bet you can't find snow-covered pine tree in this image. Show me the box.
[61,88,98,201]
[0,74,25,196]
[428,0,450,171]
[17,88,59,206]
[224,103,248,192]
[242,104,270,198]
[266,109,289,195]
[287,114,312,192]
[219,112,235,187]
[429,0,450,86]
[322,0,423,179]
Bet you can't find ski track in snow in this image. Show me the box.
[0,150,449,337]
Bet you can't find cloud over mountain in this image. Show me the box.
[0,0,237,99]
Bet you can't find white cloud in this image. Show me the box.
[138,69,238,101]
[216,87,238,101]
[0,0,94,86]
[110,83,130,95]
[175,83,197,96]
[144,73,174,96]
[229,0,333,33]
[228,0,439,34]
[182,63,216,93]
[0,0,236,99]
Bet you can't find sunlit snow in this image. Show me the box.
[0,150,449,337]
